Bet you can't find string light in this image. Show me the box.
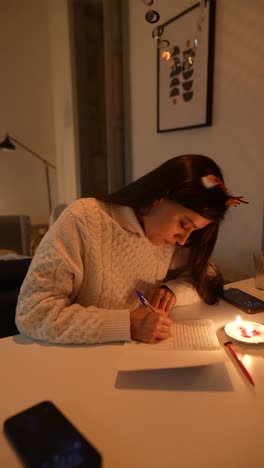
[141,0,209,72]
[161,51,171,61]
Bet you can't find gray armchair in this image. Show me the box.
[0,215,32,338]
[0,257,32,338]
[0,215,32,256]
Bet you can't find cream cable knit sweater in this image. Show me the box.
[16,198,201,344]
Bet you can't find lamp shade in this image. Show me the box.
[0,135,16,151]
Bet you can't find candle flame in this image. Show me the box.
[235,315,242,325]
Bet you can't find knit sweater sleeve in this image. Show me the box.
[162,278,201,306]
[15,203,131,344]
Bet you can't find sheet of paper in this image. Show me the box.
[117,320,226,371]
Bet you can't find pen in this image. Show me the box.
[135,290,156,314]
[224,341,255,386]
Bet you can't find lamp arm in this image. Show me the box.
[9,135,56,169]
[8,134,55,214]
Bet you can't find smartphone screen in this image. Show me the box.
[222,287,264,314]
[3,401,102,468]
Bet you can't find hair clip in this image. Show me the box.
[201,175,248,207]
[226,196,249,207]
[201,175,227,192]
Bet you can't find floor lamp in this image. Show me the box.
[0,134,56,214]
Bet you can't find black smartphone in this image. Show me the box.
[222,287,264,314]
[3,401,102,468]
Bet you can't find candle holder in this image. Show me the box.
[225,317,264,344]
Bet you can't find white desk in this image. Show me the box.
[1,278,264,468]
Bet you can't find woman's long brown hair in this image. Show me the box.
[98,154,230,304]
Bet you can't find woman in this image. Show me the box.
[15,154,247,344]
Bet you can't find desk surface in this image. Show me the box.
[1,278,264,468]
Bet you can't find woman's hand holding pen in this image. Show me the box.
[147,287,176,313]
[130,306,173,343]
[130,288,175,343]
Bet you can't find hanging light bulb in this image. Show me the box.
[145,9,160,23]
[161,50,171,61]
[157,39,170,49]
[141,0,210,77]
[152,26,170,49]
[152,25,164,40]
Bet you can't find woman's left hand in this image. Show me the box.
[147,287,176,314]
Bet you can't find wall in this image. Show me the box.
[48,0,79,207]
[128,0,264,281]
[0,0,57,224]
[0,0,78,225]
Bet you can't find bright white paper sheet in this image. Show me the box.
[117,320,226,371]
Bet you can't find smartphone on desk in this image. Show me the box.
[222,287,264,314]
[3,400,102,468]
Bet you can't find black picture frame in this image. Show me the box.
[157,0,216,132]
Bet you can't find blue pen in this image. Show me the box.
[135,290,156,313]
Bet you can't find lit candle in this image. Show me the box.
[235,316,260,338]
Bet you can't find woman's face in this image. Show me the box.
[141,199,212,246]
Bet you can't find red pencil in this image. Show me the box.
[224,341,255,386]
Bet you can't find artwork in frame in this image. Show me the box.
[157,1,216,132]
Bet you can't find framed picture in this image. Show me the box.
[157,0,216,132]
